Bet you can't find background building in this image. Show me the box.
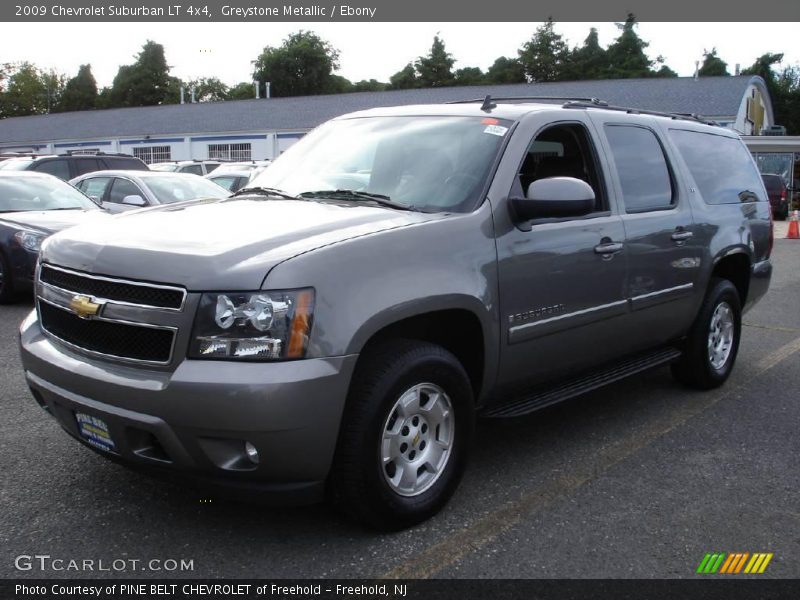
[0,75,775,158]
[1,74,797,196]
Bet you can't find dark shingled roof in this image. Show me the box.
[0,76,762,145]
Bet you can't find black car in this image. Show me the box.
[761,174,789,220]
[0,151,148,181]
[0,171,109,302]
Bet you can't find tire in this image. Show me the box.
[0,251,16,304]
[671,278,741,390]
[329,339,474,530]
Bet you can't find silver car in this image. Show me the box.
[21,99,773,530]
[70,170,229,213]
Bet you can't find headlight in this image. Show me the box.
[189,289,314,361]
[14,230,46,252]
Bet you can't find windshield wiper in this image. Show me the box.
[299,189,417,211]
[47,207,84,211]
[232,186,299,200]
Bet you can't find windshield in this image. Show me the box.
[0,159,35,170]
[0,175,99,212]
[145,175,230,204]
[248,115,512,212]
[149,163,179,172]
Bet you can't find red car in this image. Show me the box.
[762,174,789,220]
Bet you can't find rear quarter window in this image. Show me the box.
[107,158,148,170]
[669,129,766,204]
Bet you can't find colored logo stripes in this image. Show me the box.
[696,552,773,574]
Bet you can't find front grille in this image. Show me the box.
[39,301,174,363]
[40,264,184,310]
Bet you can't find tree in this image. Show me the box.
[485,57,526,84]
[352,79,387,92]
[228,81,257,100]
[415,35,455,87]
[389,63,418,89]
[185,77,229,102]
[562,28,609,80]
[252,31,341,97]
[742,52,784,82]
[743,54,800,135]
[653,64,679,78]
[55,64,97,112]
[698,48,729,77]
[328,74,354,94]
[106,41,178,107]
[605,14,654,78]
[518,19,570,82]
[0,63,64,117]
[454,67,485,86]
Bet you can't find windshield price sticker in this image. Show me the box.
[484,124,509,136]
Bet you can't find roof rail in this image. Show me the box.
[447,95,609,107]
[63,150,137,157]
[563,101,718,125]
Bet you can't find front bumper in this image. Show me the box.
[9,246,38,292]
[19,310,358,504]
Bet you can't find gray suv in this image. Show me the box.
[19,98,773,529]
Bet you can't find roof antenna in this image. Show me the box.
[480,94,496,112]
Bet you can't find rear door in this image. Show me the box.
[590,115,701,348]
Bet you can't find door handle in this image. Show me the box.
[594,241,624,255]
[671,230,694,242]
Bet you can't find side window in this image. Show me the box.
[109,158,149,170]
[669,129,766,205]
[210,176,237,191]
[32,159,71,180]
[605,125,674,212]
[515,123,607,213]
[74,158,102,175]
[79,177,111,200]
[108,178,144,204]
[182,164,203,176]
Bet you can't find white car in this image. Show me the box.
[70,170,230,213]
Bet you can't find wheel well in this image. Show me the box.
[712,254,750,304]
[359,309,485,395]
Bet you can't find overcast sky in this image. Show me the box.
[2,22,798,88]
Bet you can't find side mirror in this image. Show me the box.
[121,194,146,207]
[511,177,595,223]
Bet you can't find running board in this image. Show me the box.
[482,347,682,418]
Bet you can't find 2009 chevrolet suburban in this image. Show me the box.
[19,97,773,529]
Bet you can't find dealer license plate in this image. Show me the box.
[75,412,116,453]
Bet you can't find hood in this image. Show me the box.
[0,209,109,235]
[42,197,444,290]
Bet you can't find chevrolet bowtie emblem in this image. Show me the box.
[69,295,101,319]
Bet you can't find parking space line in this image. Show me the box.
[744,322,800,334]
[382,334,800,580]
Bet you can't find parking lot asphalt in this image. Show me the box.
[1,239,798,580]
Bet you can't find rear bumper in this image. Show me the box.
[20,310,358,504]
[745,258,772,313]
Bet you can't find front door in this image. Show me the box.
[494,116,630,392]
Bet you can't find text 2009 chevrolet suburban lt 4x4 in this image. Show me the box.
[20,98,773,529]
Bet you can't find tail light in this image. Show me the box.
[781,189,786,202]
